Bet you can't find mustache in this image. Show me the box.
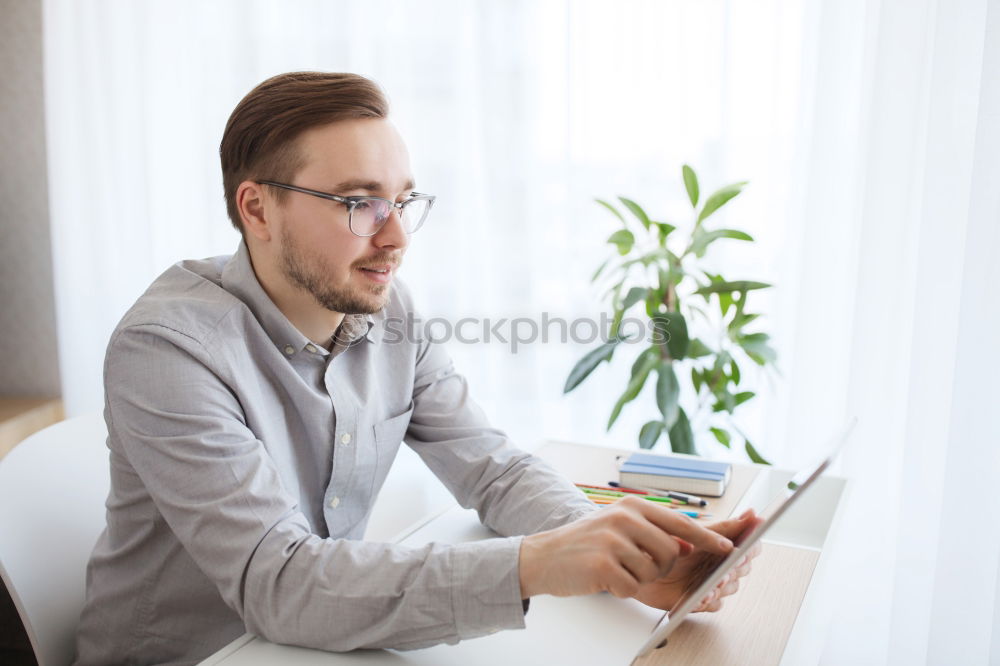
[352,253,403,270]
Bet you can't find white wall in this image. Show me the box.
[0,0,61,397]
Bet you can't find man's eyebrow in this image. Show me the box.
[332,179,416,194]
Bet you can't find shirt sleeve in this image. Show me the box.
[105,324,529,652]
[404,332,598,538]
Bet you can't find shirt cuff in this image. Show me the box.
[449,536,526,639]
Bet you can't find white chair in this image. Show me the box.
[0,413,109,666]
[0,412,454,666]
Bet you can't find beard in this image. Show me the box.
[279,226,397,315]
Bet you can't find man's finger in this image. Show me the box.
[706,510,761,541]
[626,519,687,577]
[605,564,641,599]
[618,545,661,584]
[638,503,734,555]
[718,576,740,598]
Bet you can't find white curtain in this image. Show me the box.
[42,0,804,457]
[788,0,1000,662]
[42,0,999,661]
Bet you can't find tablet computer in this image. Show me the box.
[631,418,856,662]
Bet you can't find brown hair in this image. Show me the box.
[220,71,389,233]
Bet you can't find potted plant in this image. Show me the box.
[564,165,777,463]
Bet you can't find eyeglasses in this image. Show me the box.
[258,180,435,237]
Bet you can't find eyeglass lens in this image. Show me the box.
[350,198,430,236]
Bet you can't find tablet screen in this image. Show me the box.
[632,419,856,661]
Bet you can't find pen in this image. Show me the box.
[575,482,649,495]
[660,490,709,507]
[608,481,708,507]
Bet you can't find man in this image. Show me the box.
[73,72,759,665]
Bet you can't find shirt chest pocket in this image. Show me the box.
[370,401,414,498]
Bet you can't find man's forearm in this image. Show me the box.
[240,518,528,651]
[467,449,598,536]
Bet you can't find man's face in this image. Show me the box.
[272,118,414,315]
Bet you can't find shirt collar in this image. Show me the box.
[221,241,380,358]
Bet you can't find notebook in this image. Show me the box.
[619,452,732,496]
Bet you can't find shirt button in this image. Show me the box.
[328,496,340,509]
[283,345,295,356]
[306,343,318,353]
[340,433,352,445]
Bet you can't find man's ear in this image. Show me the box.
[237,180,273,242]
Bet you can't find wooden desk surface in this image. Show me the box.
[638,543,820,666]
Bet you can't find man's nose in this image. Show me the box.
[372,208,409,251]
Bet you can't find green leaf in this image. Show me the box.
[609,306,624,338]
[691,367,704,393]
[686,338,713,358]
[734,391,755,407]
[729,311,761,332]
[697,181,748,224]
[607,229,635,255]
[710,426,731,448]
[639,420,664,450]
[655,222,676,244]
[744,439,770,465]
[618,196,652,230]
[564,337,625,393]
[719,291,734,317]
[619,247,671,270]
[590,258,611,283]
[622,287,648,310]
[668,407,695,454]
[595,198,626,224]
[694,280,771,296]
[656,362,680,428]
[690,228,755,258]
[607,349,659,429]
[729,358,741,384]
[652,312,690,360]
[682,164,699,208]
[712,390,737,414]
[737,333,777,365]
[707,354,729,392]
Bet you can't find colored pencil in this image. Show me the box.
[585,494,712,518]
[575,484,683,505]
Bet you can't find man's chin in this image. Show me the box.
[324,285,392,316]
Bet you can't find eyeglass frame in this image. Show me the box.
[257,180,435,237]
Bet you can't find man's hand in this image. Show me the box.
[631,509,763,612]
[518,496,735,600]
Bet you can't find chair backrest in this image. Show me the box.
[0,413,109,666]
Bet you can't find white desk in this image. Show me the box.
[200,441,848,666]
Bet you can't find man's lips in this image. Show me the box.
[357,263,396,284]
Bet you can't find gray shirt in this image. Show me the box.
[73,242,595,666]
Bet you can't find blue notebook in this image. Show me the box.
[619,452,732,497]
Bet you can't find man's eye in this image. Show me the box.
[352,199,374,211]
